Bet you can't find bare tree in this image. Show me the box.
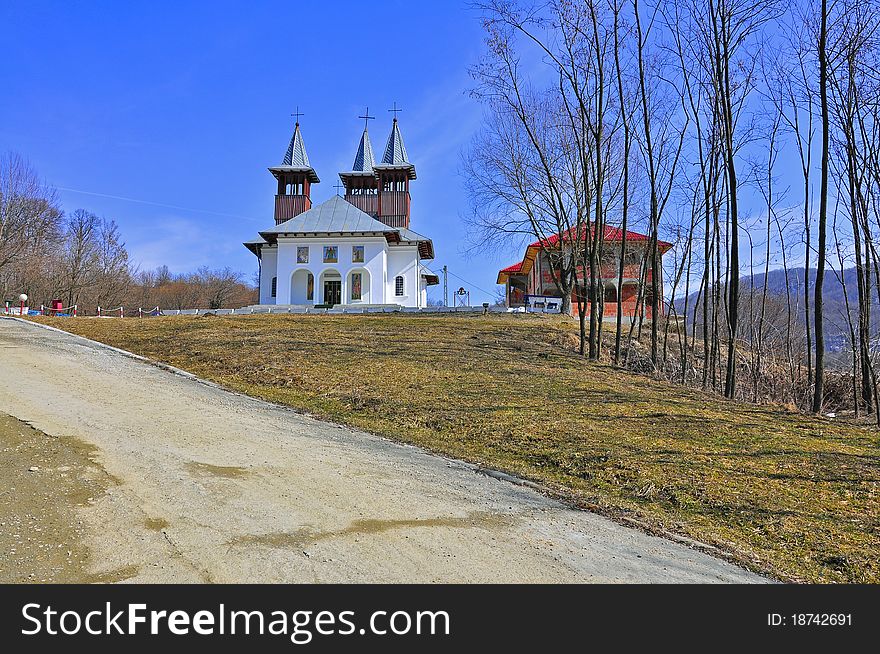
[94,218,132,309]
[58,209,101,308]
[197,266,244,309]
[0,152,63,297]
[612,0,634,365]
[467,1,598,342]
[632,0,688,367]
[813,0,831,413]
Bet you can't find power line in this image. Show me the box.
[433,267,495,298]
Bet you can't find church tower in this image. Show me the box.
[373,110,416,229]
[339,110,379,216]
[269,115,319,225]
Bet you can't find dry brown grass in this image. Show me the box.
[32,313,880,583]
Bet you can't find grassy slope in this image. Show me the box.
[32,313,880,583]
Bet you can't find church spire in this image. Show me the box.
[283,121,312,168]
[374,104,416,229]
[375,104,415,179]
[340,108,379,217]
[352,127,376,173]
[269,110,319,224]
[380,118,410,166]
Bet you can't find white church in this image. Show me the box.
[244,112,438,308]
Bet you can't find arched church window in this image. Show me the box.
[271,277,277,298]
[395,276,405,297]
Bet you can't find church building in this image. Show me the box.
[244,112,438,308]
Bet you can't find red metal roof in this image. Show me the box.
[496,261,524,284]
[529,225,671,250]
[498,226,672,284]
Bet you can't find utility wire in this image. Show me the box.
[432,267,495,298]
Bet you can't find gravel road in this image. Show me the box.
[0,318,765,583]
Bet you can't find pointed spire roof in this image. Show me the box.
[381,118,409,165]
[270,121,319,183]
[375,119,416,179]
[351,128,376,173]
[283,122,311,167]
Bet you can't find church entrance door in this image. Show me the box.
[324,280,341,306]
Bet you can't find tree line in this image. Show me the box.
[466,0,880,420]
[0,152,256,313]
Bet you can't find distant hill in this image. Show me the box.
[684,267,877,352]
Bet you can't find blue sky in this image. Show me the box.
[0,0,510,303]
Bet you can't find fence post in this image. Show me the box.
[120,307,124,318]
[73,305,77,317]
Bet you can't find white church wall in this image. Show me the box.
[290,269,312,303]
[274,235,389,305]
[386,246,421,308]
[259,246,278,304]
[419,277,428,307]
[275,239,298,303]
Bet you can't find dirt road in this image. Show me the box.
[0,318,764,583]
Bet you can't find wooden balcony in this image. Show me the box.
[344,194,378,216]
[378,190,410,227]
[275,195,310,224]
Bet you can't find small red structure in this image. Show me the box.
[497,226,672,320]
[50,299,63,315]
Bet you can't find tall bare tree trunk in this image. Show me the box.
[813,0,829,414]
[712,2,741,399]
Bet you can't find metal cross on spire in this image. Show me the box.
[333,181,345,196]
[388,102,403,120]
[358,107,375,131]
[290,106,305,124]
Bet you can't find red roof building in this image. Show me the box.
[496,227,672,318]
